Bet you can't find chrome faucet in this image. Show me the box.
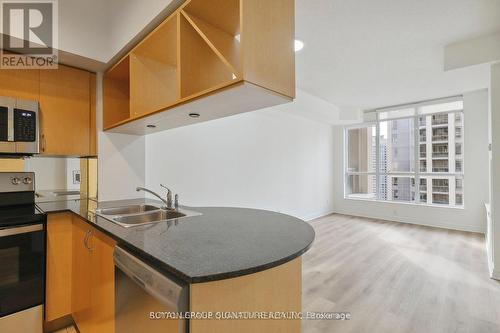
[136,185,176,210]
[160,184,173,209]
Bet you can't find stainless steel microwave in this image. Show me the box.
[0,96,39,155]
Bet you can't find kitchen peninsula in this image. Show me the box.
[37,198,315,333]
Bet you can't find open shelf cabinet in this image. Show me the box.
[103,56,130,129]
[130,14,179,117]
[181,0,241,77]
[103,0,295,134]
[179,11,237,98]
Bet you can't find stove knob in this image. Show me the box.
[23,177,33,184]
[11,177,21,185]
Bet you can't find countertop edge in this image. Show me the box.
[36,203,314,284]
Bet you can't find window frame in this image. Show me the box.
[344,96,465,208]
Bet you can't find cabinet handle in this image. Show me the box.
[83,229,90,248]
[40,134,46,152]
[83,229,90,249]
[86,229,94,253]
[88,230,94,253]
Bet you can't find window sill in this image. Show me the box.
[343,196,465,210]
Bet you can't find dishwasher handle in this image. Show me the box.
[113,246,188,313]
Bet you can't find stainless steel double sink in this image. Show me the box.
[96,204,201,228]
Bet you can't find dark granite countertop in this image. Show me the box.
[36,198,315,284]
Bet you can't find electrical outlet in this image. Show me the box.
[72,170,81,184]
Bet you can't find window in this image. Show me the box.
[420,160,427,172]
[419,129,426,142]
[345,125,377,199]
[432,179,449,193]
[419,144,426,158]
[432,113,448,126]
[432,127,448,141]
[432,160,448,172]
[345,97,464,207]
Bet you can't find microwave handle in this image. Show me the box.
[0,224,43,237]
[40,133,46,152]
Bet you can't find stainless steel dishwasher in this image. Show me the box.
[113,246,188,333]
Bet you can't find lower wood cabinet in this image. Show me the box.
[71,217,93,332]
[46,213,73,321]
[190,257,302,333]
[46,213,116,332]
[46,212,301,333]
[88,222,116,333]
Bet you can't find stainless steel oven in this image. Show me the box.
[0,172,45,333]
[0,96,39,155]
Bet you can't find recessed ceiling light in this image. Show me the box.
[294,39,304,52]
[189,113,200,118]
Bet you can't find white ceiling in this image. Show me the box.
[55,0,500,113]
[295,0,500,111]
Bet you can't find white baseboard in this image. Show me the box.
[304,210,335,222]
[332,209,485,234]
[490,266,500,280]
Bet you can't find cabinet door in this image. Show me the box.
[0,69,39,100]
[46,213,73,322]
[89,229,116,333]
[39,65,91,156]
[72,217,93,333]
[89,73,97,156]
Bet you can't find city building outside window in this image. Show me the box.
[344,97,464,207]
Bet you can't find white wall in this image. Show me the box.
[332,89,490,233]
[58,0,109,62]
[24,157,81,190]
[96,73,146,201]
[144,107,335,221]
[25,158,66,190]
[98,133,146,200]
[57,0,176,63]
[106,0,177,61]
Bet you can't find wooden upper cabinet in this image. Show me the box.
[103,0,295,135]
[39,65,91,156]
[0,69,39,100]
[0,65,96,157]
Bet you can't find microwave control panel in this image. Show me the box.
[13,109,37,142]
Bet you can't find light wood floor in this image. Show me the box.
[302,214,500,333]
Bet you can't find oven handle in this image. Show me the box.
[0,224,43,237]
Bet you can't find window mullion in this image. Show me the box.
[376,113,380,200]
[414,112,420,203]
